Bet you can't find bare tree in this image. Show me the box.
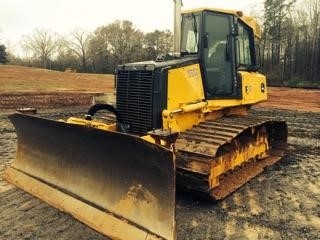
[262,0,296,84]
[54,38,78,71]
[283,0,319,83]
[68,28,91,71]
[22,29,59,69]
[261,0,320,86]
[305,0,320,82]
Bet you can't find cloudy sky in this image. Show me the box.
[0,0,263,52]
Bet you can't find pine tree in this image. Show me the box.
[0,43,8,64]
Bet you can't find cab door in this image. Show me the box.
[202,11,239,99]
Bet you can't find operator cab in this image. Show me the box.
[180,9,261,99]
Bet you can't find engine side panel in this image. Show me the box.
[167,63,205,110]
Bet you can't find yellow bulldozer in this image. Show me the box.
[5,3,287,240]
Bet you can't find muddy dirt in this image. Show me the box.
[0,92,95,109]
[257,87,320,113]
[1,106,319,240]
[1,66,319,239]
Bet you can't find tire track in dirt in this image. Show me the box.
[1,108,320,239]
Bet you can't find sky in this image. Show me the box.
[0,0,264,54]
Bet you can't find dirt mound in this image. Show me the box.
[0,65,116,109]
[0,65,114,93]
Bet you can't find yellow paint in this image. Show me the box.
[167,63,204,110]
[209,127,269,188]
[161,64,268,134]
[116,183,165,232]
[66,66,267,153]
[4,167,163,240]
[241,71,267,102]
[166,110,208,132]
[207,72,267,110]
[64,53,270,197]
[66,117,116,131]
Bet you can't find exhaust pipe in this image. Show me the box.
[173,0,182,53]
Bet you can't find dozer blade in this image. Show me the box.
[5,113,175,240]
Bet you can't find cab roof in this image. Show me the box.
[182,7,262,39]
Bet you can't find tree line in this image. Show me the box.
[262,0,319,87]
[2,0,319,87]
[6,20,173,74]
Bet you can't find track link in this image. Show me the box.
[175,115,287,200]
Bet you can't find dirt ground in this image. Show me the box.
[258,87,320,113]
[0,66,319,239]
[1,107,319,240]
[1,65,319,113]
[0,65,114,93]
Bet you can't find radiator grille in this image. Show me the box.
[116,70,154,134]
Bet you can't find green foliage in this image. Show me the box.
[0,43,8,64]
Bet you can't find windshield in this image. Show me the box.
[181,14,201,54]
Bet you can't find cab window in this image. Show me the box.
[204,13,233,97]
[236,23,254,69]
[181,14,201,54]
